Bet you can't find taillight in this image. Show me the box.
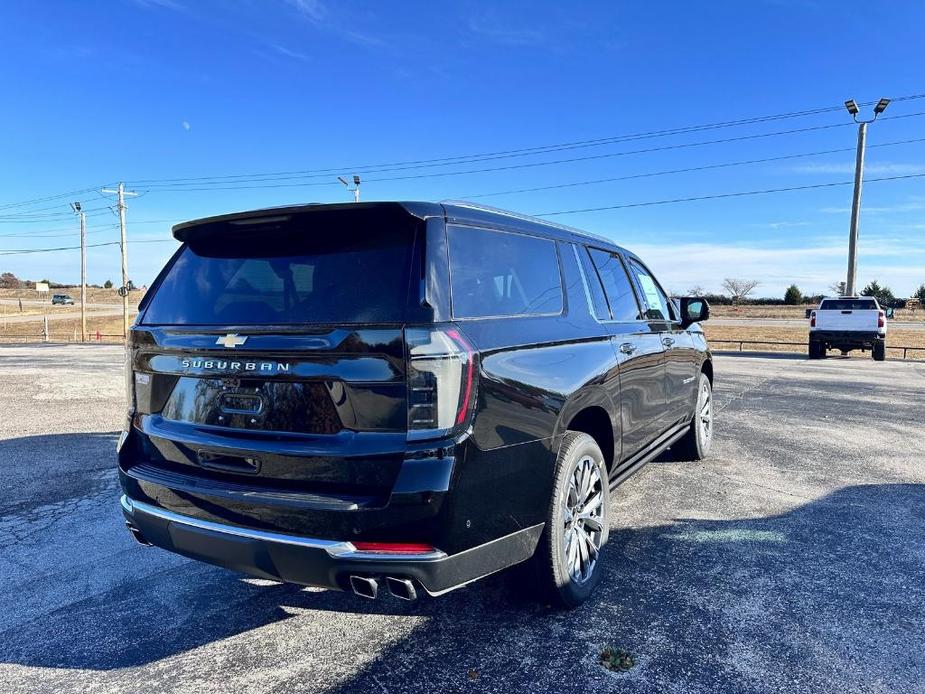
[405,325,477,441]
[810,311,816,328]
[124,341,136,415]
[878,311,885,328]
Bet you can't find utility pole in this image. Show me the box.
[843,97,890,296]
[101,182,138,339]
[337,175,361,202]
[70,202,87,342]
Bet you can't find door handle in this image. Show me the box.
[661,336,675,347]
[619,342,637,355]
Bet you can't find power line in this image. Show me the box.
[127,94,925,188]
[461,136,925,199]
[0,219,174,239]
[132,113,925,193]
[534,171,925,217]
[0,238,175,256]
[3,94,924,213]
[0,186,106,213]
[3,173,923,254]
[0,225,121,240]
[0,208,116,224]
[0,201,114,219]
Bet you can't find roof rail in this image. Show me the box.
[439,200,616,246]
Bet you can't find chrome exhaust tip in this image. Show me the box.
[349,575,379,599]
[386,576,417,601]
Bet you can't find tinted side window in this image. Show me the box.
[588,248,641,321]
[448,226,563,318]
[575,244,610,320]
[627,258,674,321]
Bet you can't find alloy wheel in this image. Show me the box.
[561,455,605,584]
[698,379,713,445]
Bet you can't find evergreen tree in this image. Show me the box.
[783,284,803,305]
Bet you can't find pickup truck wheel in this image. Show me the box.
[808,339,825,359]
[530,431,609,608]
[872,341,886,361]
[672,373,713,461]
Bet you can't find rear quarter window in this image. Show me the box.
[447,226,563,319]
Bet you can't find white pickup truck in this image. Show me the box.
[808,297,893,361]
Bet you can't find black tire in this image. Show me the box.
[808,339,825,359]
[872,340,886,361]
[530,431,610,609]
[672,372,713,461]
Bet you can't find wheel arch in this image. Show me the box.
[554,386,618,472]
[701,357,713,385]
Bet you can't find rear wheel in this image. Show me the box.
[872,340,886,361]
[530,431,609,608]
[672,372,713,461]
[808,339,825,359]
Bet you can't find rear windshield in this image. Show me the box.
[142,225,414,325]
[820,299,877,310]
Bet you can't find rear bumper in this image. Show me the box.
[121,495,542,596]
[811,330,883,347]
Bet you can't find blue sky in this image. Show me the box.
[1,0,924,296]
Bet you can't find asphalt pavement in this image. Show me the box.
[0,345,923,693]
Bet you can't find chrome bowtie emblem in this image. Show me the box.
[216,333,248,349]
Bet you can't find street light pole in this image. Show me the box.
[70,202,87,342]
[843,97,890,296]
[845,121,867,297]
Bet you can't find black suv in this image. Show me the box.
[119,202,712,607]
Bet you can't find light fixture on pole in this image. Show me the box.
[843,97,890,296]
[337,175,361,203]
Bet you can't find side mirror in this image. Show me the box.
[679,297,709,328]
[885,307,895,319]
[805,308,813,319]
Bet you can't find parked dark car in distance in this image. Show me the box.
[118,201,712,607]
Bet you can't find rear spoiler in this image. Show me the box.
[171,201,443,243]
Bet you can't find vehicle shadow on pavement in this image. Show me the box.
[1,484,922,693]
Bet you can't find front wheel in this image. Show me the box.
[672,372,713,461]
[531,431,610,608]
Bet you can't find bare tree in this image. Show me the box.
[828,281,847,297]
[686,285,706,297]
[721,278,760,304]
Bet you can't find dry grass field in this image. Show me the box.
[710,304,925,322]
[0,314,136,341]
[705,324,925,359]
